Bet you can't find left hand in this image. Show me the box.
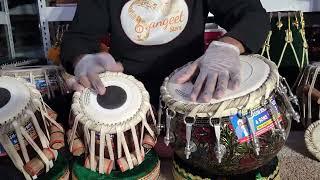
[171,41,241,102]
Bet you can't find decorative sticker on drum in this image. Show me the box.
[230,99,282,143]
[0,122,38,156]
[35,78,48,93]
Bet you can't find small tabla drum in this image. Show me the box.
[305,120,320,161]
[0,65,69,100]
[68,72,160,179]
[159,55,299,176]
[0,76,68,179]
[261,11,309,86]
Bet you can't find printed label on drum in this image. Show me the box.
[0,123,38,156]
[35,78,48,93]
[230,99,282,143]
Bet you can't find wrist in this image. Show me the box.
[218,36,245,54]
[209,41,241,55]
[73,54,86,68]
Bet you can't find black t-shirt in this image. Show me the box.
[61,0,269,104]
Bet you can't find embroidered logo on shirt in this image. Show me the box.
[120,0,189,45]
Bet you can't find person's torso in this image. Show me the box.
[107,0,208,77]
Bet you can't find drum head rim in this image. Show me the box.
[0,77,32,126]
[305,120,320,161]
[72,72,151,134]
[160,54,279,117]
[1,65,62,71]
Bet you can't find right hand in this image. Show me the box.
[72,52,123,95]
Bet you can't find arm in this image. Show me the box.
[208,0,270,53]
[60,0,109,74]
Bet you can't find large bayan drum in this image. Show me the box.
[68,72,160,179]
[0,65,69,99]
[160,55,299,176]
[261,11,309,86]
[0,76,67,179]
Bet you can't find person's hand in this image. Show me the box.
[171,41,241,102]
[73,52,123,95]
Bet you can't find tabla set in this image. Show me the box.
[0,56,316,179]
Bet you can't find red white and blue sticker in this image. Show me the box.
[230,98,282,143]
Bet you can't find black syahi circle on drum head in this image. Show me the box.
[97,86,127,110]
[0,88,11,108]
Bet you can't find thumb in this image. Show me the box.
[66,77,85,92]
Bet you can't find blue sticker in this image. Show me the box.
[230,98,282,143]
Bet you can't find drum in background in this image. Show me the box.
[0,65,69,100]
[305,25,320,63]
[304,120,320,161]
[0,58,43,69]
[159,55,299,176]
[261,11,309,86]
[68,72,160,179]
[0,76,67,180]
[295,62,320,127]
[294,62,320,161]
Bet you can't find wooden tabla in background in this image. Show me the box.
[0,65,69,100]
[0,76,67,180]
[294,62,320,161]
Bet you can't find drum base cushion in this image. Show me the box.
[72,150,160,180]
[173,155,280,180]
[38,152,69,180]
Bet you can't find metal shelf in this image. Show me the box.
[0,0,16,59]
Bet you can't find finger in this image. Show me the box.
[173,61,200,84]
[199,73,218,103]
[228,71,241,90]
[72,83,85,92]
[108,62,124,72]
[79,75,91,88]
[214,71,229,99]
[66,77,85,92]
[191,71,207,101]
[87,72,106,95]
